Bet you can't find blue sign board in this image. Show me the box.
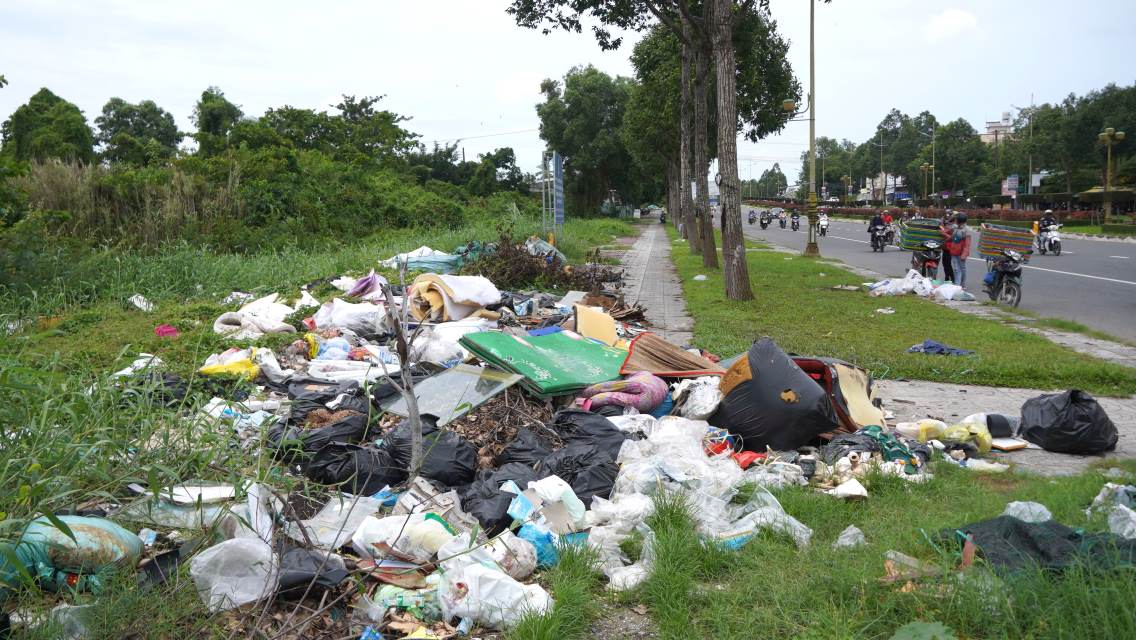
[553,151,565,226]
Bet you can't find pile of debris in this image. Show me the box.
[0,237,1124,639]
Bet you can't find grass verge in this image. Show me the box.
[667,227,1136,396]
[509,543,604,640]
[638,460,1136,640]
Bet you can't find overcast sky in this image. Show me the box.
[1,0,1132,186]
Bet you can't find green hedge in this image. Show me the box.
[1101,224,1136,236]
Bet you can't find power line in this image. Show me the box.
[426,127,540,146]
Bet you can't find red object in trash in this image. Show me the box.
[705,440,730,456]
[154,324,179,338]
[732,451,764,469]
[302,317,317,331]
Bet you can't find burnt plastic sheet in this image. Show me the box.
[380,364,522,426]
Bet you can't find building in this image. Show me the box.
[981,112,1014,145]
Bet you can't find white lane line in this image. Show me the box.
[1111,255,1131,259]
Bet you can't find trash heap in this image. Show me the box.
[0,234,1123,638]
[865,269,976,302]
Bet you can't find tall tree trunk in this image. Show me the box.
[711,0,752,299]
[693,42,717,268]
[680,33,700,253]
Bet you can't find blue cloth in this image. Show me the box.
[908,339,974,356]
[649,393,675,418]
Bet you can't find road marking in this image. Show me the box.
[1110,255,1131,259]
[964,256,1136,287]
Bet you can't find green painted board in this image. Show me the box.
[460,330,625,397]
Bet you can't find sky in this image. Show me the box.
[1,0,1133,186]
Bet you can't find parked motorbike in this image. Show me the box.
[869,224,888,252]
[911,239,942,279]
[819,217,829,236]
[983,248,1025,307]
[790,214,800,231]
[1036,224,1062,256]
[779,216,787,229]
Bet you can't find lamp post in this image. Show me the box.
[1099,127,1126,220]
[841,174,851,206]
[919,127,936,205]
[920,162,933,203]
[781,0,820,256]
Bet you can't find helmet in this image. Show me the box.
[1044,209,1053,214]
[955,212,968,224]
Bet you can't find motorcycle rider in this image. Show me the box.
[1039,209,1058,230]
[882,210,894,226]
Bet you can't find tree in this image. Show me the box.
[192,87,243,156]
[467,157,498,196]
[536,67,636,213]
[930,118,988,195]
[756,163,787,197]
[331,95,417,165]
[483,147,527,192]
[1,88,94,163]
[95,98,182,165]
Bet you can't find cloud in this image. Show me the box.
[923,8,977,42]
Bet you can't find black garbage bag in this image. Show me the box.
[939,515,1136,574]
[458,463,544,535]
[549,409,628,459]
[709,338,838,451]
[306,443,403,495]
[287,378,369,425]
[540,443,619,505]
[268,412,372,462]
[370,368,431,408]
[1019,389,1118,454]
[277,547,350,597]
[382,417,478,487]
[496,428,554,467]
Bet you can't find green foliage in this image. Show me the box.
[191,86,243,156]
[1,88,94,163]
[94,98,182,165]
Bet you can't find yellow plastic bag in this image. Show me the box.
[894,419,947,442]
[199,348,260,380]
[943,422,992,454]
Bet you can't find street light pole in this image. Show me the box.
[803,0,819,256]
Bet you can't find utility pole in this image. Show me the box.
[803,0,819,256]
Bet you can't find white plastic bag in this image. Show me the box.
[287,494,383,550]
[190,538,278,612]
[351,513,454,563]
[313,298,388,335]
[606,523,655,591]
[586,493,655,532]
[832,525,867,549]
[933,283,963,302]
[607,414,657,436]
[1109,504,1136,540]
[671,377,721,420]
[1002,501,1052,523]
[439,563,552,629]
[486,530,538,580]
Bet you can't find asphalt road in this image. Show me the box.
[740,207,1136,342]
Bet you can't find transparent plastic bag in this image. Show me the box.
[190,538,277,612]
[438,563,552,629]
[287,494,383,550]
[832,525,867,549]
[1002,501,1052,523]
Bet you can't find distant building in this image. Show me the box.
[981,111,1014,145]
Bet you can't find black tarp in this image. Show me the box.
[710,338,838,451]
[1019,390,1118,454]
[941,515,1136,574]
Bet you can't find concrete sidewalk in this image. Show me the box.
[620,221,694,346]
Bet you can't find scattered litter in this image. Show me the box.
[1002,501,1052,523]
[692,274,708,281]
[833,525,867,549]
[875,307,896,315]
[907,339,974,356]
[154,323,178,338]
[190,538,277,612]
[128,294,154,312]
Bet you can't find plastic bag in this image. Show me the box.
[943,422,993,454]
[486,530,538,580]
[517,523,558,569]
[495,429,553,467]
[1109,504,1136,540]
[286,494,384,550]
[1002,501,1052,523]
[0,516,143,598]
[832,525,867,549]
[606,523,655,591]
[199,348,259,380]
[539,443,619,506]
[438,563,552,629]
[1020,389,1118,454]
[671,376,722,420]
[313,298,389,337]
[586,494,655,532]
[894,419,947,442]
[190,538,277,612]
[351,513,453,563]
[382,419,478,488]
[458,463,543,535]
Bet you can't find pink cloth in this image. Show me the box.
[578,371,667,412]
[154,324,179,338]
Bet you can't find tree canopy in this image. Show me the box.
[1,88,94,163]
[95,97,182,165]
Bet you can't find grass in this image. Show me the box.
[631,460,1136,640]
[667,228,1136,396]
[509,543,604,640]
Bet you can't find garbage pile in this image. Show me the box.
[0,237,1124,638]
[865,269,976,302]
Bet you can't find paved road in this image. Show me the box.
[741,207,1136,342]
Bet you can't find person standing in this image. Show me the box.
[950,213,972,287]
[939,212,956,284]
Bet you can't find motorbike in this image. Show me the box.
[819,217,829,236]
[759,214,770,230]
[1036,223,1062,256]
[884,224,899,246]
[790,214,800,231]
[983,247,1025,307]
[659,211,666,224]
[779,216,787,229]
[869,224,888,252]
[748,211,757,225]
[911,239,942,279]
